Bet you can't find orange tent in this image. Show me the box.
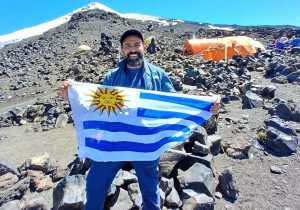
[183,36,265,61]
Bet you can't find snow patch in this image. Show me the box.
[121,13,170,26]
[208,24,234,31]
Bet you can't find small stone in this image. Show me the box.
[218,169,239,201]
[270,166,282,174]
[113,170,137,187]
[271,76,288,84]
[182,191,214,210]
[27,170,53,192]
[207,135,222,155]
[215,191,222,199]
[20,194,48,210]
[0,135,8,141]
[127,183,142,208]
[159,177,174,196]
[242,91,264,109]
[77,45,92,54]
[192,142,210,155]
[51,167,67,182]
[110,188,133,210]
[55,114,69,128]
[19,119,27,125]
[165,187,182,208]
[20,153,51,173]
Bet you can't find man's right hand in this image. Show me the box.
[57,80,72,102]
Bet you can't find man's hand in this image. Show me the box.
[211,95,221,115]
[57,80,72,102]
[189,90,221,115]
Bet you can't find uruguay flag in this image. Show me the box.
[68,81,219,162]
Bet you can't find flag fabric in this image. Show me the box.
[68,81,219,162]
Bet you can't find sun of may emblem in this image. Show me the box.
[88,87,126,115]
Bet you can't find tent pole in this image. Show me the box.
[224,42,228,63]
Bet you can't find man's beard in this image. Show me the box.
[125,52,143,67]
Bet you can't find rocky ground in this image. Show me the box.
[0,8,300,210]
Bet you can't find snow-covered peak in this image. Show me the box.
[0,14,71,48]
[0,2,122,48]
[81,2,119,14]
[0,2,179,48]
[0,2,234,48]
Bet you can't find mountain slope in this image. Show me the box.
[0,2,179,48]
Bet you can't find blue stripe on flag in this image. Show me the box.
[140,92,213,110]
[83,121,190,135]
[85,135,187,152]
[137,108,211,125]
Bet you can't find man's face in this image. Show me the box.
[121,35,145,67]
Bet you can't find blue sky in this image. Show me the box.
[1,0,300,35]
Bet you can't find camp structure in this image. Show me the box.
[183,36,265,61]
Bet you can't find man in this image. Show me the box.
[58,29,175,210]
[147,37,157,54]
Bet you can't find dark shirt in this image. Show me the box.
[124,67,145,89]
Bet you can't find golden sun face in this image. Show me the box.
[88,87,126,115]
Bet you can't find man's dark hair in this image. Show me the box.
[120,29,144,46]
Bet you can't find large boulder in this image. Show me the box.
[0,173,19,191]
[0,161,19,176]
[177,163,215,197]
[265,116,298,155]
[110,188,133,210]
[53,175,86,210]
[287,70,300,82]
[0,177,30,206]
[242,91,264,109]
[181,189,214,210]
[272,100,300,122]
[159,151,186,177]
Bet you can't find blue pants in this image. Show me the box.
[85,159,160,210]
